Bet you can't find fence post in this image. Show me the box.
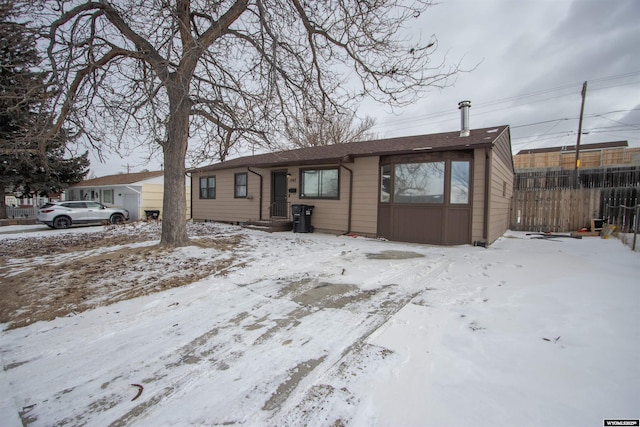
[633,204,639,252]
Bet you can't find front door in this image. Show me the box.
[271,171,289,217]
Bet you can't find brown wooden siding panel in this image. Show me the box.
[377,204,391,238]
[471,148,487,242]
[446,207,471,245]
[391,206,444,244]
[377,150,474,245]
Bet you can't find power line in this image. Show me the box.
[370,72,640,133]
[511,118,572,129]
[380,107,640,135]
[512,126,638,143]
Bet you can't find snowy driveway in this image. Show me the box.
[1,223,638,426]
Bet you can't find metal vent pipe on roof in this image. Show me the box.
[458,100,471,137]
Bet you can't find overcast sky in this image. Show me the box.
[364,0,640,149]
[88,0,640,177]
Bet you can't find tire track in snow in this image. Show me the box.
[267,259,452,426]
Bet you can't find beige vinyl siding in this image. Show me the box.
[258,168,271,220]
[350,156,379,235]
[141,182,191,220]
[192,159,379,235]
[192,168,261,222]
[487,131,514,244]
[185,184,192,219]
[141,183,163,220]
[191,173,215,221]
[288,164,349,233]
[288,158,378,235]
[471,148,487,243]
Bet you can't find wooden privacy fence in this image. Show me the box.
[511,187,639,233]
[510,188,601,232]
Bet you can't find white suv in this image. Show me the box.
[37,201,130,229]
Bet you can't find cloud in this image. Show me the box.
[529,0,640,88]
[364,0,640,151]
[87,0,640,175]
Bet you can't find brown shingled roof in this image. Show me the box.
[71,171,164,187]
[190,125,509,173]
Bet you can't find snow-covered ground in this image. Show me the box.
[0,223,638,426]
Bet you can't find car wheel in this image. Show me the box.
[53,216,71,229]
[110,214,125,224]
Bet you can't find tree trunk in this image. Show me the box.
[160,82,191,247]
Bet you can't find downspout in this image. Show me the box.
[187,173,193,220]
[248,167,263,221]
[483,148,491,243]
[339,161,354,234]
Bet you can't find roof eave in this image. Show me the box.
[189,125,509,173]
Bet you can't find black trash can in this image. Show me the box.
[144,210,160,220]
[292,204,314,233]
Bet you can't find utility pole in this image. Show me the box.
[574,81,587,187]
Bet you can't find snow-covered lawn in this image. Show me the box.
[0,223,638,426]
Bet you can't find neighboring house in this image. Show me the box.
[513,140,640,189]
[190,108,514,246]
[514,141,640,171]
[67,171,191,221]
[3,192,60,208]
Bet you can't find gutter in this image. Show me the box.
[339,161,354,234]
[247,167,263,220]
[125,186,142,194]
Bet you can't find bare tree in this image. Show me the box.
[35,0,459,247]
[283,110,377,149]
